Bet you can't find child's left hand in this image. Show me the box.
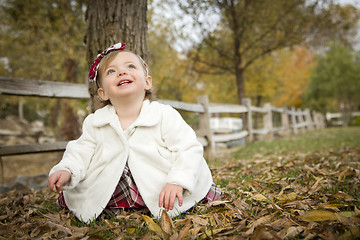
[159,183,183,211]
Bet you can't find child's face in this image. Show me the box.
[97,51,152,103]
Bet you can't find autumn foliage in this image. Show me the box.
[1,145,359,239]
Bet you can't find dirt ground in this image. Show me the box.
[1,152,62,184]
[0,115,63,184]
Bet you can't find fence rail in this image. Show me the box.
[0,76,326,160]
[326,111,360,126]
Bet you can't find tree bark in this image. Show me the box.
[235,67,245,104]
[85,0,148,112]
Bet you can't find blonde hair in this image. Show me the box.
[96,50,154,105]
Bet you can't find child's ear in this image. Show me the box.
[98,87,109,101]
[145,75,152,90]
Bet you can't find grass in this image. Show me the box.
[230,127,360,161]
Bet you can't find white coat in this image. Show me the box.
[49,100,213,223]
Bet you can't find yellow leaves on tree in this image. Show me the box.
[273,46,315,108]
[244,46,315,107]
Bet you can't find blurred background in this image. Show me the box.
[0,0,359,183]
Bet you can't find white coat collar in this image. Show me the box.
[92,100,161,128]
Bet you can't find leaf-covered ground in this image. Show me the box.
[1,146,359,239]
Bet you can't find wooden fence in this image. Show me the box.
[326,111,360,126]
[0,76,326,160]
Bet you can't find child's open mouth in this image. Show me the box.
[117,80,133,86]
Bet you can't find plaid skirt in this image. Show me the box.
[57,164,223,215]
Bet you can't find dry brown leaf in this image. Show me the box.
[336,213,353,226]
[300,210,338,222]
[207,200,230,206]
[173,218,189,228]
[324,203,342,211]
[338,168,356,180]
[284,226,303,239]
[141,214,167,239]
[250,225,278,240]
[186,215,208,226]
[329,192,356,201]
[226,182,238,188]
[30,226,41,238]
[247,180,268,190]
[252,193,269,202]
[176,219,191,240]
[189,226,206,236]
[276,193,300,203]
[337,211,356,218]
[244,214,274,236]
[308,177,324,195]
[339,227,360,239]
[355,206,360,216]
[160,211,173,235]
[200,227,230,239]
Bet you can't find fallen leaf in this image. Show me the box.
[141,214,167,239]
[300,210,338,222]
[186,215,208,226]
[338,168,355,180]
[284,226,303,239]
[308,177,323,195]
[355,206,360,216]
[252,193,269,202]
[337,211,356,218]
[176,219,191,240]
[339,227,360,239]
[207,200,230,206]
[329,192,356,201]
[276,193,300,203]
[160,211,173,235]
[245,214,274,236]
[200,227,230,239]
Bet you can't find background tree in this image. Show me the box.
[271,46,315,108]
[304,43,360,126]
[174,0,359,105]
[85,0,148,111]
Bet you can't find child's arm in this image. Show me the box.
[160,105,206,194]
[48,170,71,193]
[158,183,183,211]
[48,114,97,189]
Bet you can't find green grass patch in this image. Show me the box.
[232,127,360,160]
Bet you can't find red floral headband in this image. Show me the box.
[88,42,126,82]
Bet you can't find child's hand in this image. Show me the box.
[159,183,183,212]
[48,170,71,193]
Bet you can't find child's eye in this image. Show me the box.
[107,69,115,75]
[128,64,136,69]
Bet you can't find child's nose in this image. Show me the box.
[118,69,127,76]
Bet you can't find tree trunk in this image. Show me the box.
[236,67,245,105]
[85,0,148,112]
[60,58,81,140]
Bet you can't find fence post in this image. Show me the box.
[263,103,273,140]
[291,107,298,134]
[320,113,326,129]
[242,98,253,142]
[281,107,290,136]
[297,109,306,133]
[197,95,215,161]
[304,109,314,130]
[313,111,321,129]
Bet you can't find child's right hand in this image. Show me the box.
[48,170,71,193]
